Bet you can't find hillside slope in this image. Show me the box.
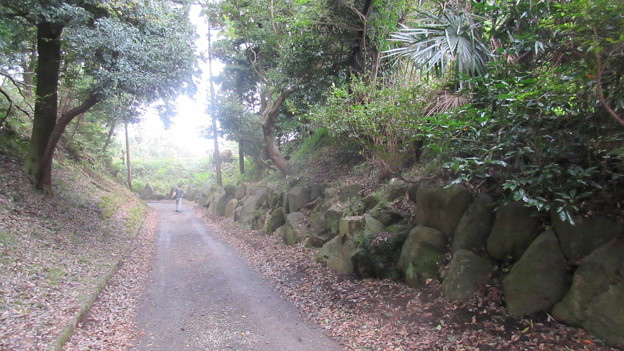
[0,145,146,350]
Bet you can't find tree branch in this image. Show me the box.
[0,87,13,128]
[248,47,268,84]
[594,51,624,127]
[40,94,100,171]
[0,70,32,100]
[0,71,35,116]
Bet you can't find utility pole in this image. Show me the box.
[207,13,222,186]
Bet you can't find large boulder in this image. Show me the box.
[351,223,409,280]
[364,214,384,234]
[308,183,326,202]
[224,199,238,219]
[139,184,156,200]
[339,216,365,240]
[315,216,365,274]
[316,235,357,274]
[551,213,624,261]
[362,193,380,212]
[584,283,624,347]
[502,230,571,316]
[325,204,345,235]
[452,193,495,251]
[234,183,247,200]
[266,186,284,210]
[368,205,405,226]
[282,212,308,245]
[207,187,225,214]
[265,207,285,235]
[414,184,473,239]
[238,189,268,225]
[339,184,362,202]
[552,240,624,346]
[442,250,496,301]
[324,187,339,199]
[198,183,221,207]
[184,184,198,201]
[487,201,540,262]
[287,185,310,213]
[398,226,447,288]
[249,209,267,230]
[381,178,408,202]
[306,206,334,247]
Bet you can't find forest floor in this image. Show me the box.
[0,151,146,351]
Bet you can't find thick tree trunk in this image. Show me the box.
[261,88,295,175]
[35,94,100,193]
[26,21,63,179]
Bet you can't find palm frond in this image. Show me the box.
[384,9,492,79]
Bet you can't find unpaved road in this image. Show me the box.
[134,202,344,351]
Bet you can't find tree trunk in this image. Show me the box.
[239,141,245,174]
[21,47,36,99]
[101,120,117,153]
[344,0,375,74]
[125,122,132,190]
[207,15,222,186]
[35,94,99,192]
[26,21,63,179]
[261,88,294,175]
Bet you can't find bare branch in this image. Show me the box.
[248,47,268,84]
[594,51,624,127]
[0,87,14,128]
[0,70,33,101]
[338,0,367,22]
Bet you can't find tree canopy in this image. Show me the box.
[0,0,197,191]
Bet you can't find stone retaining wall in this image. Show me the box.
[184,180,624,347]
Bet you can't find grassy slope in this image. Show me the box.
[0,140,146,351]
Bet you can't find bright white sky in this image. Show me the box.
[127,5,224,159]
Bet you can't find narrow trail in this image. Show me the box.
[134,202,344,351]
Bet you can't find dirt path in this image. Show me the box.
[134,202,344,351]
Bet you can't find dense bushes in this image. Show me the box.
[309,0,624,221]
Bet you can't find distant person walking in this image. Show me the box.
[171,185,185,212]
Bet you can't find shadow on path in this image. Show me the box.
[134,202,344,351]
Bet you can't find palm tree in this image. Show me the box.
[384,8,491,88]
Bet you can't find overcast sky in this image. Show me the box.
[128,4,225,159]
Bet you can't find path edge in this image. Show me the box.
[46,206,153,351]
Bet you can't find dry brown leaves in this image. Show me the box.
[0,155,145,351]
[193,205,620,351]
[62,209,159,351]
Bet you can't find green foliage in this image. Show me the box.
[290,128,329,164]
[386,8,491,83]
[125,203,146,233]
[99,194,120,221]
[310,77,430,174]
[0,231,18,247]
[440,61,624,220]
[122,157,212,195]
